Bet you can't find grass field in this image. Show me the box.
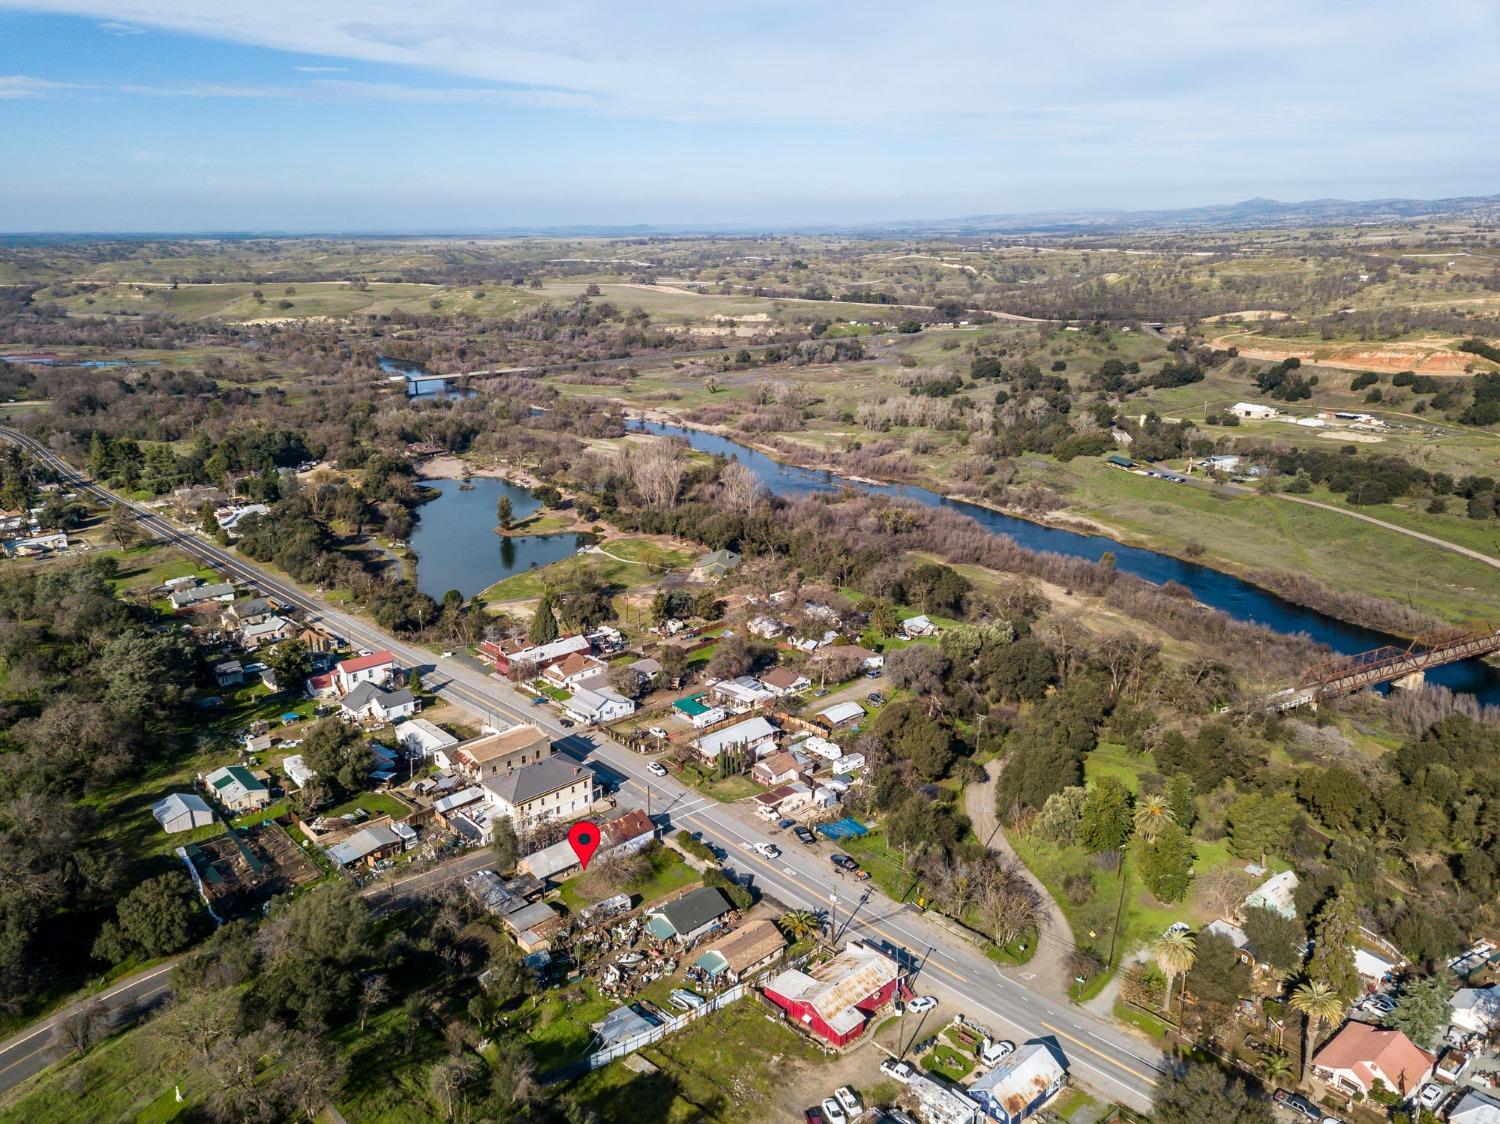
[1040,457,1500,623]
[479,538,695,604]
[567,997,831,1123]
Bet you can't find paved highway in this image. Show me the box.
[0,429,1164,1110]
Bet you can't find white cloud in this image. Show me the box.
[11,0,1496,136]
[96,19,144,33]
[0,74,76,97]
[292,65,347,73]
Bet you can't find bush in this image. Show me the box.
[675,831,718,865]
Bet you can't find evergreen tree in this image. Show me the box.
[200,505,221,537]
[496,495,513,530]
[1079,777,1133,853]
[491,816,520,875]
[87,432,109,479]
[1384,973,1454,1048]
[1138,820,1196,903]
[528,590,559,645]
[1307,885,1361,1002]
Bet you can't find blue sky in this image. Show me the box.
[2,0,1498,231]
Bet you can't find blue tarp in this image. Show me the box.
[818,817,869,841]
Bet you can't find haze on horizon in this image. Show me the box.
[2,0,1498,232]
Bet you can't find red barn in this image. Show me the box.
[762,938,903,1047]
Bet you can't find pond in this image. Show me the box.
[409,477,591,600]
[630,418,1500,704]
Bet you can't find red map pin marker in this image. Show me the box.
[568,821,601,870]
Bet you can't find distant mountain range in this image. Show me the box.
[864,193,1500,236]
[5,192,1499,242]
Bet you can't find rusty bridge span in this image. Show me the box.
[1267,624,1500,711]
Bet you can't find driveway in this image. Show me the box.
[964,760,1076,1003]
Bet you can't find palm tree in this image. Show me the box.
[1133,794,1175,843]
[1289,978,1345,1083]
[1260,1048,1293,1089]
[1151,929,1196,1017]
[777,910,818,942]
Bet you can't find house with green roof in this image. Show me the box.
[672,693,727,729]
[202,764,271,813]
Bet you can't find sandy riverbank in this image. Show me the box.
[417,455,543,489]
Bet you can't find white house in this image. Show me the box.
[334,650,400,694]
[713,675,776,712]
[695,716,778,762]
[202,764,270,813]
[1241,870,1299,920]
[816,701,866,729]
[563,684,636,725]
[1450,985,1500,1036]
[281,754,316,790]
[392,718,458,760]
[168,581,236,610]
[240,615,295,648]
[152,793,214,834]
[760,666,811,696]
[800,735,844,762]
[340,682,418,724]
[968,1042,1068,1124]
[542,652,609,690]
[747,616,784,640]
[481,757,597,827]
[900,614,937,638]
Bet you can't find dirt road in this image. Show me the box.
[964,761,1076,1003]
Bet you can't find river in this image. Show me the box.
[378,356,476,400]
[630,418,1500,704]
[409,477,592,601]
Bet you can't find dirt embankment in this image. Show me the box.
[1210,335,1481,374]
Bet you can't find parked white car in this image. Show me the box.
[906,995,938,1014]
[648,762,668,777]
[834,1086,863,1117]
[1417,1084,1446,1112]
[755,842,782,859]
[980,1038,1015,1065]
[820,1099,848,1124]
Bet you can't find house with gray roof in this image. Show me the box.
[645,887,733,943]
[326,823,407,867]
[481,756,597,826]
[340,681,417,724]
[169,581,236,610]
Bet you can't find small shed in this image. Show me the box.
[153,793,214,834]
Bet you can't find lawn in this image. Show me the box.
[321,791,411,823]
[919,1043,974,1080]
[556,845,699,912]
[567,996,831,1123]
[480,538,694,603]
[677,762,763,803]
